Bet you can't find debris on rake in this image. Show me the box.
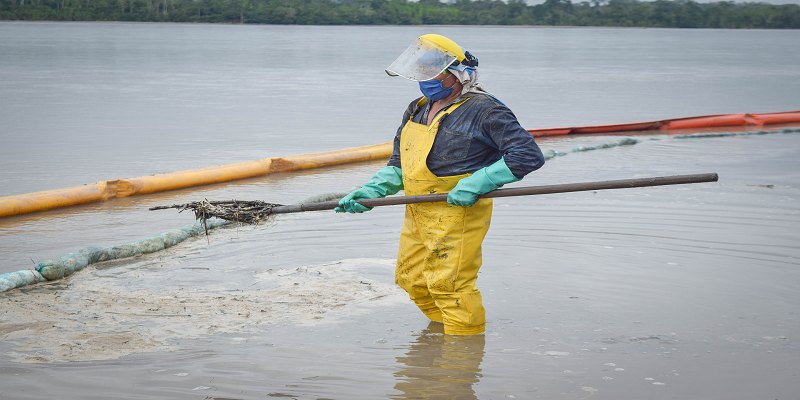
[149,200,282,233]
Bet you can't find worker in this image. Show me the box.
[335,34,545,335]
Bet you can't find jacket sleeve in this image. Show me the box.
[481,104,545,179]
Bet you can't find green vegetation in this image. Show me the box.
[1,0,799,28]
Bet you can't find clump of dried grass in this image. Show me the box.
[150,200,282,233]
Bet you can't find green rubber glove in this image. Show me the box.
[447,158,520,207]
[335,166,403,213]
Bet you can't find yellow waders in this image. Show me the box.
[395,99,493,336]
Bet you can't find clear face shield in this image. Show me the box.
[385,37,458,82]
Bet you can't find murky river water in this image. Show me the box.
[1,22,799,399]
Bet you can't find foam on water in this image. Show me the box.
[1,258,404,363]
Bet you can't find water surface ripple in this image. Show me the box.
[1,23,799,400]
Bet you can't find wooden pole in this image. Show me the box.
[269,173,719,215]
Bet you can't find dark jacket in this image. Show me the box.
[388,93,545,179]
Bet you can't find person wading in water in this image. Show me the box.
[336,34,545,335]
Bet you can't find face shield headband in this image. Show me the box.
[386,35,479,82]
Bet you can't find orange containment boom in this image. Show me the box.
[0,142,392,219]
[528,110,800,137]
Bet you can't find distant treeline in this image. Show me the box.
[2,0,799,28]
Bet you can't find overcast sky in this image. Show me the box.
[693,0,799,3]
[675,0,800,4]
[525,0,800,4]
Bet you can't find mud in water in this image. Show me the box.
[1,258,403,363]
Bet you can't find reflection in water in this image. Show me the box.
[393,322,486,400]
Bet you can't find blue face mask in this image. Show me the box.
[419,79,453,103]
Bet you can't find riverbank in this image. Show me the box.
[3,0,800,29]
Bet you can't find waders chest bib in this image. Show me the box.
[396,99,493,335]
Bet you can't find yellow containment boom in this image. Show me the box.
[0,142,393,219]
[4,109,800,219]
